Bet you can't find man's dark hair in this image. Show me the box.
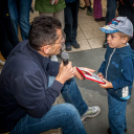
[29,15,62,50]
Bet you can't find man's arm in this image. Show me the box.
[98,61,106,76]
[11,73,63,118]
[11,62,75,118]
[46,59,60,76]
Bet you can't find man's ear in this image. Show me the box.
[42,45,51,54]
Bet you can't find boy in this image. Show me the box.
[98,17,134,134]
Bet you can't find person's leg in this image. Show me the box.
[106,0,117,25]
[84,0,93,15]
[0,20,14,59]
[8,0,18,37]
[54,9,65,30]
[49,77,101,120]
[19,0,32,40]
[128,32,134,50]
[94,0,103,19]
[103,0,117,48]
[108,94,127,134]
[39,12,53,17]
[79,0,86,9]
[64,3,72,51]
[54,9,66,51]
[4,14,19,47]
[61,78,88,116]
[10,103,87,134]
[70,0,80,48]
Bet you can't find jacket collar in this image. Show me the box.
[26,40,50,70]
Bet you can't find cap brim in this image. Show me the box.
[100,26,119,34]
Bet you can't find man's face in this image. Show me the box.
[107,32,125,48]
[48,29,64,56]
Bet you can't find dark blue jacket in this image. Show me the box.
[98,44,134,100]
[0,40,63,133]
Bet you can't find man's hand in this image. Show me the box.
[98,73,104,80]
[79,67,95,73]
[55,62,74,84]
[73,67,95,80]
[99,79,113,89]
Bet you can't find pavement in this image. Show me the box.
[0,0,134,134]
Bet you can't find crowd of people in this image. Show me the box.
[0,0,134,134]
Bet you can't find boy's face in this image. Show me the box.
[107,32,127,48]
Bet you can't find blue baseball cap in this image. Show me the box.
[100,17,133,37]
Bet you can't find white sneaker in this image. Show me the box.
[51,55,58,62]
[0,59,5,66]
[81,106,101,121]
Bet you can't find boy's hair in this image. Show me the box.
[29,15,62,50]
[118,32,130,41]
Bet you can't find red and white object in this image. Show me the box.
[76,67,105,84]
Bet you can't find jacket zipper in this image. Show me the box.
[105,48,116,79]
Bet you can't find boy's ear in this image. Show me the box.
[122,37,129,44]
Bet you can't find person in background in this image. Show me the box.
[8,0,32,40]
[117,0,134,50]
[93,0,105,22]
[64,0,80,51]
[103,0,117,48]
[79,0,86,9]
[35,0,66,62]
[82,0,105,22]
[84,0,93,16]
[0,0,19,63]
[0,15,101,134]
[98,17,134,134]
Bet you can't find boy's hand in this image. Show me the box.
[99,79,113,89]
[98,73,104,79]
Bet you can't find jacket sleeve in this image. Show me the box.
[10,71,63,118]
[112,57,133,90]
[46,59,60,76]
[98,47,111,76]
[98,49,108,76]
[98,61,106,76]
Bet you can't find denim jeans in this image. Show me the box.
[108,94,127,134]
[64,0,79,46]
[8,0,32,40]
[106,0,117,25]
[105,0,117,39]
[0,1,19,59]
[10,77,88,134]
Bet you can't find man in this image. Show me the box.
[0,16,100,134]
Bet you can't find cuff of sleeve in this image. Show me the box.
[98,70,105,76]
[50,80,64,92]
[112,81,118,91]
